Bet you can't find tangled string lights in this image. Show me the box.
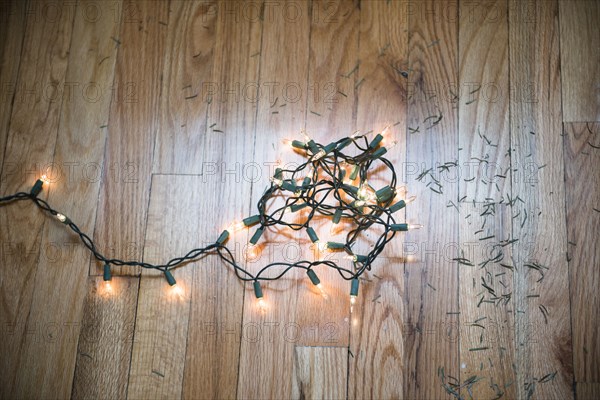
[0,128,420,308]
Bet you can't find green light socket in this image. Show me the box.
[216,230,230,244]
[376,186,394,202]
[332,208,343,224]
[327,241,345,250]
[337,138,352,150]
[243,215,260,227]
[355,255,368,263]
[371,147,388,159]
[292,140,306,149]
[307,140,319,154]
[307,269,321,286]
[349,165,360,180]
[391,223,409,232]
[290,203,307,212]
[249,228,264,245]
[274,168,283,179]
[389,200,407,213]
[324,143,336,153]
[370,134,383,148]
[253,280,263,298]
[164,270,177,286]
[342,184,358,195]
[306,227,319,243]
[31,180,43,197]
[281,180,297,192]
[350,278,359,296]
[302,177,311,188]
[103,263,112,281]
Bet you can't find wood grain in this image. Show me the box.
[564,122,600,384]
[405,1,460,398]
[292,346,347,399]
[457,1,517,398]
[296,0,359,348]
[152,1,216,174]
[0,0,597,398]
[92,0,168,274]
[559,0,600,122]
[181,1,261,398]
[72,276,138,399]
[127,174,200,399]
[0,0,25,176]
[10,1,123,398]
[236,1,311,397]
[577,382,600,400]
[0,0,74,396]
[509,1,574,398]
[348,1,410,398]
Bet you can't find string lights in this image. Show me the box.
[0,128,421,310]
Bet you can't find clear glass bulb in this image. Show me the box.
[257,298,267,313]
[270,177,283,186]
[170,283,184,300]
[315,240,328,252]
[56,213,67,223]
[407,224,423,230]
[226,221,245,233]
[316,283,329,300]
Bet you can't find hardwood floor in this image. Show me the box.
[0,1,598,399]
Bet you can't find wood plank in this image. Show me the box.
[564,122,600,383]
[236,1,311,397]
[458,203,517,399]
[508,1,574,398]
[181,1,261,398]
[6,2,122,397]
[405,1,459,398]
[577,382,600,400]
[0,1,75,397]
[0,0,26,176]
[127,175,200,399]
[72,276,138,399]
[348,0,410,398]
[152,1,216,174]
[559,0,600,122]
[296,0,359,348]
[457,2,517,398]
[292,346,347,399]
[458,0,511,203]
[92,0,168,275]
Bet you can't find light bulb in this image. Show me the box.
[407,224,423,230]
[316,283,329,300]
[270,176,283,186]
[380,126,396,147]
[257,298,267,312]
[40,174,51,184]
[170,283,184,299]
[56,213,67,223]
[245,244,260,260]
[350,295,357,305]
[315,240,329,252]
[357,181,369,199]
[329,223,340,236]
[104,281,113,293]
[226,221,246,234]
